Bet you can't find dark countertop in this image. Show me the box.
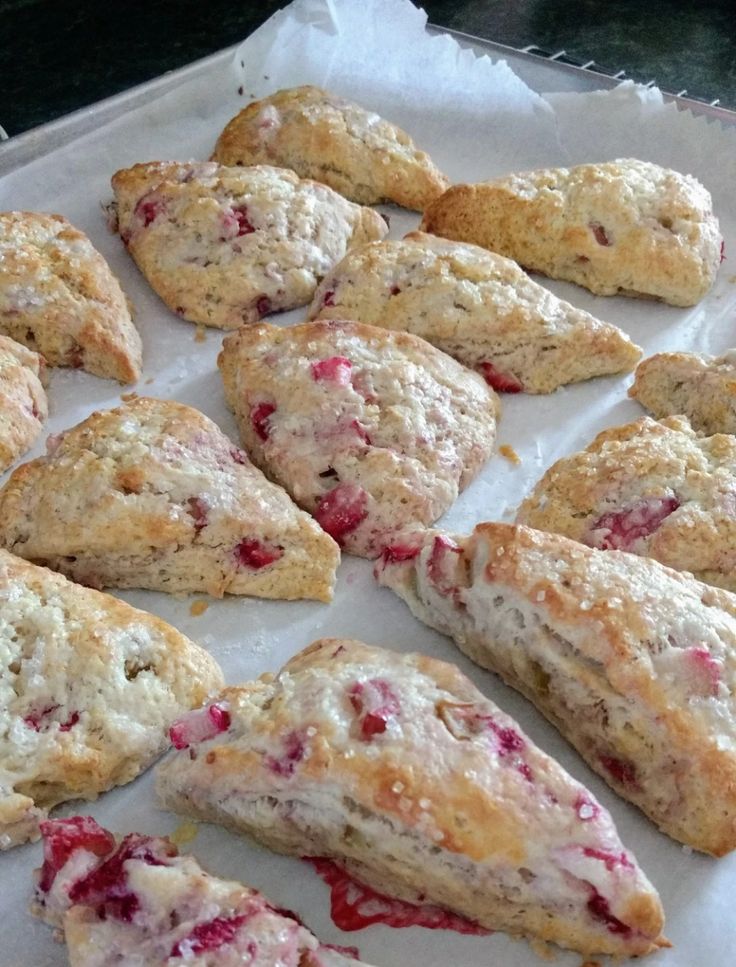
[2,0,735,138]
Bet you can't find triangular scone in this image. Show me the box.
[516,414,736,591]
[630,349,736,434]
[218,320,498,558]
[0,212,142,383]
[376,522,736,855]
[156,639,665,957]
[212,86,449,211]
[34,818,374,967]
[0,551,223,848]
[420,159,722,306]
[111,161,388,329]
[308,232,641,393]
[0,397,339,600]
[0,334,48,472]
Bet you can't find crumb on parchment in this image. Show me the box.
[190,599,209,617]
[499,444,521,465]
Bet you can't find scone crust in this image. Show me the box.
[0,334,48,472]
[0,550,223,848]
[111,161,388,329]
[517,414,736,591]
[0,211,142,382]
[0,397,339,600]
[420,159,722,306]
[218,319,499,557]
[308,231,641,393]
[212,85,449,211]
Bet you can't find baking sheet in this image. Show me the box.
[2,0,736,963]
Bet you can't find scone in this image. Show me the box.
[516,414,736,591]
[0,550,223,848]
[34,817,373,967]
[308,232,641,393]
[630,349,736,434]
[0,397,339,600]
[0,334,48,472]
[218,320,498,558]
[111,161,388,329]
[212,86,449,211]
[420,159,722,306]
[376,521,736,855]
[0,211,142,382]
[155,638,666,957]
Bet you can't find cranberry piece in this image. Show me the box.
[250,401,276,441]
[255,296,272,316]
[517,762,534,782]
[600,754,637,788]
[220,207,256,240]
[314,483,368,544]
[230,446,247,465]
[390,284,401,295]
[427,535,463,597]
[24,705,79,732]
[351,419,371,445]
[311,356,352,385]
[234,206,255,236]
[478,361,523,393]
[265,729,307,776]
[322,289,336,307]
[590,222,612,246]
[587,890,632,936]
[574,794,600,822]
[348,679,400,739]
[582,847,633,872]
[235,538,283,569]
[59,711,80,732]
[133,195,165,228]
[170,914,249,956]
[589,496,679,551]
[685,646,721,696]
[38,817,116,893]
[381,543,421,564]
[169,703,231,750]
[186,496,209,533]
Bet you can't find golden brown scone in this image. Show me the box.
[0,334,48,472]
[34,818,374,967]
[0,397,339,600]
[212,86,449,211]
[218,319,498,558]
[630,348,736,434]
[375,522,736,855]
[111,161,388,329]
[420,159,722,306]
[516,414,736,591]
[0,212,142,383]
[0,550,223,848]
[308,232,641,393]
[156,638,665,957]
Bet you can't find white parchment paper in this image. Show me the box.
[1,1,736,963]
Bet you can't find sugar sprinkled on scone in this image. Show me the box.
[156,638,666,957]
[0,334,47,472]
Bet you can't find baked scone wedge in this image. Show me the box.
[630,349,736,434]
[34,817,374,967]
[0,550,223,849]
[0,334,48,472]
[155,638,666,957]
[376,521,736,855]
[0,211,142,383]
[0,397,339,600]
[218,320,498,558]
[420,159,722,306]
[308,232,641,393]
[517,414,736,591]
[111,161,388,329]
[212,85,449,211]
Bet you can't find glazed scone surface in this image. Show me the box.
[111,161,388,329]
[630,349,736,434]
[218,319,499,557]
[0,211,142,382]
[420,159,722,306]
[0,551,223,849]
[0,397,339,600]
[156,638,665,957]
[517,414,736,591]
[376,522,736,855]
[212,85,449,211]
[309,232,641,393]
[0,334,47,472]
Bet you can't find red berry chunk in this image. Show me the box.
[685,646,721,696]
[582,847,634,872]
[322,289,336,307]
[587,890,631,936]
[255,296,272,316]
[251,401,276,441]
[380,543,421,564]
[170,914,249,957]
[186,496,209,533]
[390,285,401,295]
[38,817,116,894]
[589,495,679,551]
[314,483,368,544]
[348,679,400,740]
[169,703,231,750]
[235,538,283,569]
[311,356,352,385]
[24,705,79,732]
[600,754,638,788]
[590,222,612,246]
[351,419,371,445]
[265,729,307,776]
[478,361,523,394]
[427,534,463,597]
[230,446,247,465]
[133,195,165,228]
